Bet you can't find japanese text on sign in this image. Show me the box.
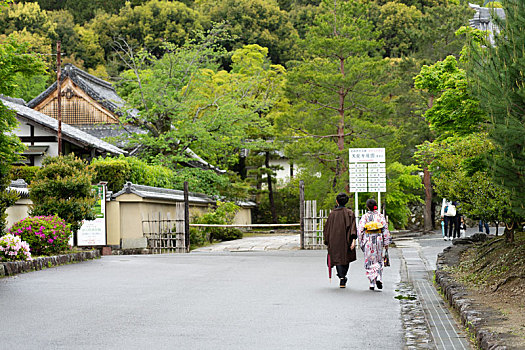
[349,148,385,163]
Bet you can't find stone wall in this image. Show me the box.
[0,250,100,277]
[435,236,517,349]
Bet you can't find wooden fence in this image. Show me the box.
[141,203,186,254]
[303,200,328,250]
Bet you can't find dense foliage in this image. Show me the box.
[29,154,96,234]
[9,165,39,184]
[91,155,242,198]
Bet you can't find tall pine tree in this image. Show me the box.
[468,0,525,242]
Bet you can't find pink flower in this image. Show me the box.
[48,239,54,243]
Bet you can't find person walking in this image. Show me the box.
[357,199,391,291]
[323,193,358,288]
[441,199,457,240]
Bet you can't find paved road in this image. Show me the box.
[0,247,403,349]
[2,228,486,350]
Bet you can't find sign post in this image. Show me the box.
[349,148,386,221]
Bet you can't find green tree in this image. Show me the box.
[415,55,486,137]
[378,1,422,58]
[415,134,510,235]
[87,0,203,68]
[384,162,423,229]
[195,0,299,65]
[30,154,97,236]
[229,44,287,223]
[0,38,46,231]
[116,26,280,175]
[279,0,388,190]
[0,2,56,39]
[467,0,525,242]
[415,1,472,61]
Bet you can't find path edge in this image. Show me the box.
[435,242,516,350]
[0,250,100,277]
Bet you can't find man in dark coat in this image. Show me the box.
[323,192,358,288]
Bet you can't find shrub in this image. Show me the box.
[92,155,243,199]
[9,165,39,184]
[192,202,242,243]
[8,215,72,256]
[91,157,131,192]
[30,154,96,233]
[0,233,32,261]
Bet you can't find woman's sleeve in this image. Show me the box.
[381,214,391,246]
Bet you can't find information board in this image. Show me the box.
[349,148,386,193]
[77,184,106,246]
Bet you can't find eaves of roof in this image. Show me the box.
[2,98,127,156]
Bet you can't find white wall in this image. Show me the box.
[269,158,295,184]
[13,119,58,166]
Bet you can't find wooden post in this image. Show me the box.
[299,180,305,250]
[183,181,190,252]
[56,41,62,156]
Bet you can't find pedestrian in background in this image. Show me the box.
[478,220,490,234]
[323,193,358,288]
[357,198,391,291]
[441,199,457,241]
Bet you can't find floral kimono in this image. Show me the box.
[357,210,391,287]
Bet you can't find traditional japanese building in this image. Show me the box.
[1,96,126,165]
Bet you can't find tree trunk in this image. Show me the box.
[504,220,515,243]
[423,167,433,232]
[332,158,340,190]
[265,151,277,224]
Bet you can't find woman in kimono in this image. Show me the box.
[357,198,391,291]
[323,193,358,288]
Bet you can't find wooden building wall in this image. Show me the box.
[34,78,119,125]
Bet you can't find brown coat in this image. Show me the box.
[323,207,357,265]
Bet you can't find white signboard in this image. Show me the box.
[77,184,106,246]
[349,148,386,193]
[349,148,385,163]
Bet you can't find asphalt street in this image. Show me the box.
[0,248,403,349]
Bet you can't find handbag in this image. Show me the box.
[444,204,456,217]
[383,249,390,267]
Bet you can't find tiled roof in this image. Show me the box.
[1,98,127,156]
[8,179,29,198]
[27,64,137,118]
[113,182,216,205]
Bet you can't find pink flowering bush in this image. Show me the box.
[0,234,32,261]
[8,215,72,256]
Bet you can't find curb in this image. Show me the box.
[435,241,516,349]
[0,250,100,277]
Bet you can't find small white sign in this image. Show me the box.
[77,184,106,246]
